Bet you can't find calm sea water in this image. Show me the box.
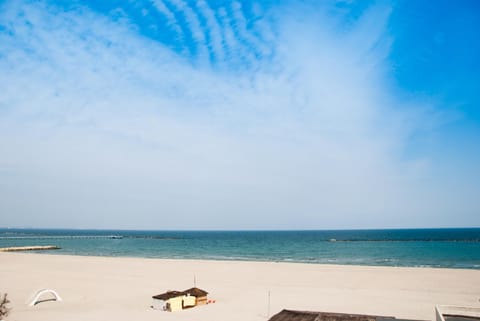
[0,228,479,269]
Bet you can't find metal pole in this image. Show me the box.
[267,290,271,319]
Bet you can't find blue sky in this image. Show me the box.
[0,0,479,229]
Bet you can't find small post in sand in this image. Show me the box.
[267,290,271,319]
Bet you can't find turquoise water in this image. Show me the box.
[0,228,479,269]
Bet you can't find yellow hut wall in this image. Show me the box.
[183,295,196,307]
[167,296,184,312]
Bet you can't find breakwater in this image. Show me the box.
[0,245,60,252]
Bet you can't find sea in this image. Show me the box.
[0,228,479,269]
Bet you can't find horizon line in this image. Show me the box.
[1,226,479,232]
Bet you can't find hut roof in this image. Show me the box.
[268,310,397,321]
[152,288,209,300]
[183,287,208,297]
[152,291,185,301]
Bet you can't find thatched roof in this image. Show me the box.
[152,291,185,300]
[152,287,208,300]
[183,287,208,297]
[268,310,396,321]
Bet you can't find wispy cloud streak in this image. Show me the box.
[0,0,477,229]
[168,0,209,63]
[230,1,270,59]
[195,0,225,63]
[151,0,185,42]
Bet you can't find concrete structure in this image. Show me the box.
[436,305,480,321]
[0,246,60,252]
[268,310,426,321]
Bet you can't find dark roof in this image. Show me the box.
[183,287,208,297]
[268,310,397,321]
[152,288,208,300]
[152,291,185,300]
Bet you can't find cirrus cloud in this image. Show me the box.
[0,0,477,229]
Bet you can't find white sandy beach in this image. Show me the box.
[0,252,479,321]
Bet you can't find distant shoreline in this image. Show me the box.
[1,227,479,231]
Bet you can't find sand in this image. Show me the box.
[0,252,479,321]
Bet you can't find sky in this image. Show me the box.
[0,0,479,230]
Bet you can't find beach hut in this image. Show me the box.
[183,287,209,306]
[152,291,185,312]
[152,287,209,311]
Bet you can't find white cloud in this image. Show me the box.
[151,0,185,42]
[195,0,225,63]
[216,6,252,66]
[0,0,477,229]
[168,0,209,64]
[230,1,270,58]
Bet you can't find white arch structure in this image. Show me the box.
[29,289,62,306]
